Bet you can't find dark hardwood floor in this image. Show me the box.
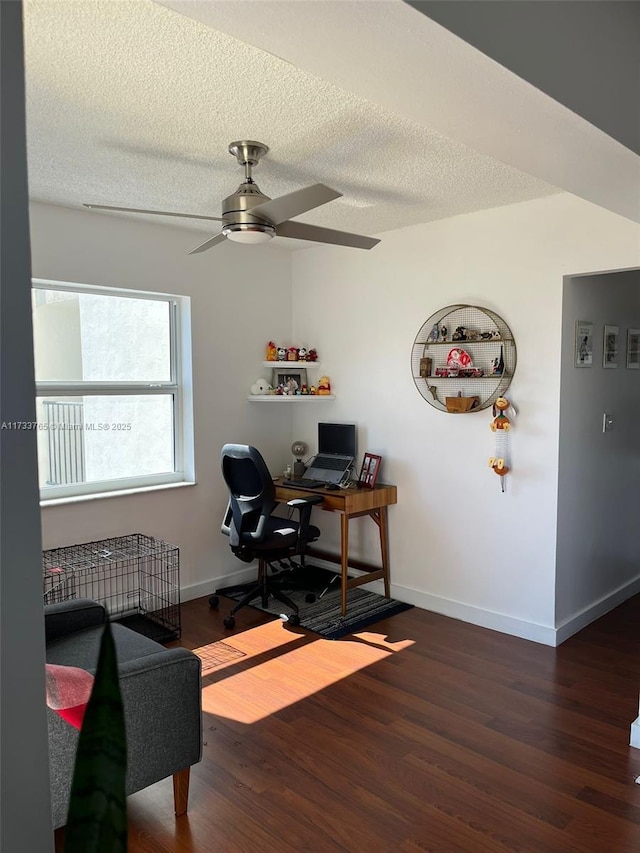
[57,593,640,852]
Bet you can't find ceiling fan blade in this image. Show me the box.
[277,220,380,250]
[83,204,224,222]
[187,233,226,254]
[250,184,342,226]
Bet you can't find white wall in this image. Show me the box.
[291,193,640,644]
[30,202,296,599]
[30,194,640,644]
[556,270,640,639]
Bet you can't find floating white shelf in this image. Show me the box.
[262,361,322,369]
[248,395,336,402]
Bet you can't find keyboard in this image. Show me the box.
[282,479,327,489]
[313,456,349,471]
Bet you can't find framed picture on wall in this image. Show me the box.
[574,321,593,367]
[603,325,619,369]
[627,328,640,369]
[271,367,307,392]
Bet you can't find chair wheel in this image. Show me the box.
[223,616,236,629]
[286,614,300,627]
[304,593,316,604]
[209,595,219,609]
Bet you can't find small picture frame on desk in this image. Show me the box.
[358,453,382,489]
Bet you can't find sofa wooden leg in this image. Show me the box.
[173,767,190,816]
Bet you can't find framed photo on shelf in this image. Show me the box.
[358,453,382,489]
[574,321,593,367]
[271,367,307,392]
[603,325,619,368]
[627,328,640,369]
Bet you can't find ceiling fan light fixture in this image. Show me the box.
[222,222,275,244]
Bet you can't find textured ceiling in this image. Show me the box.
[23,0,559,250]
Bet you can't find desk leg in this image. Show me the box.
[341,513,349,616]
[379,506,391,599]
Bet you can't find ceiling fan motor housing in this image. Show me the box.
[222,182,276,239]
[222,182,272,221]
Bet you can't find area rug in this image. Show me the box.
[219,567,413,640]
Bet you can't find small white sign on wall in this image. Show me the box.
[603,325,619,369]
[627,329,640,369]
[575,321,593,367]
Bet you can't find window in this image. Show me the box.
[31,279,193,500]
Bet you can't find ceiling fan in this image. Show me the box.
[84,141,380,252]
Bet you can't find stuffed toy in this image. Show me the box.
[488,397,516,492]
[490,397,513,431]
[317,376,331,395]
[266,341,278,361]
[250,378,271,395]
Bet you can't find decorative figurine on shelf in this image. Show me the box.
[317,376,331,395]
[297,347,308,361]
[310,385,317,395]
[446,348,472,369]
[491,345,505,376]
[285,378,299,395]
[277,346,287,361]
[427,322,439,343]
[287,346,299,361]
[452,326,468,342]
[266,341,278,361]
[250,378,271,395]
[440,325,448,342]
[300,384,309,395]
[306,348,318,362]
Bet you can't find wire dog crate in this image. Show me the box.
[43,534,181,642]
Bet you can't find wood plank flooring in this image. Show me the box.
[56,594,640,852]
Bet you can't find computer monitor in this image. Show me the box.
[318,422,357,458]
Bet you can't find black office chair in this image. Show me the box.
[210,444,323,629]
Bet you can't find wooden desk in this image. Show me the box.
[274,480,398,616]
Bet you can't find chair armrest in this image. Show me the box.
[286,495,323,552]
[44,598,106,643]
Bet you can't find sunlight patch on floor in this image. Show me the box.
[201,620,414,723]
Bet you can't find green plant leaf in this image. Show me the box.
[64,621,127,852]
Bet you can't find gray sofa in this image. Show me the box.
[45,598,202,830]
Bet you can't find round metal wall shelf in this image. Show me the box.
[411,304,516,414]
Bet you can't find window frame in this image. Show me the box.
[32,278,194,502]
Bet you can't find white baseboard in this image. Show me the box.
[554,574,640,645]
[178,562,640,649]
[389,582,557,646]
[180,564,258,604]
[303,557,557,645]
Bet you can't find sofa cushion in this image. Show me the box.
[46,623,166,672]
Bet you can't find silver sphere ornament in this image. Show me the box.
[291,441,307,460]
